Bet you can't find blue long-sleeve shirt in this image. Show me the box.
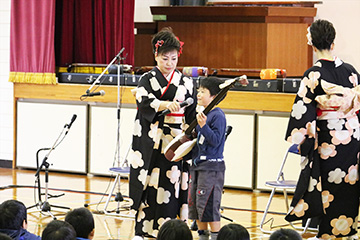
[192,107,226,171]
[0,228,41,240]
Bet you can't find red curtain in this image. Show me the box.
[10,0,56,84]
[55,0,135,66]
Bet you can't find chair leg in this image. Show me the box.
[284,189,304,232]
[285,190,316,234]
[260,188,277,234]
[302,218,312,234]
[104,174,121,214]
[103,174,134,218]
[289,217,318,234]
[283,189,290,213]
[261,188,314,234]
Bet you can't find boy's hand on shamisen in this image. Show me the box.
[238,75,249,86]
[197,112,207,128]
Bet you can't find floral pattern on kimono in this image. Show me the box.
[129,67,197,237]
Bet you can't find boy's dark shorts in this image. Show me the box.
[188,170,225,222]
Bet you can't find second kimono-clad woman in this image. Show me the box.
[285,19,360,239]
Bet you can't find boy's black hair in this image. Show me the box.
[199,77,224,97]
[157,219,193,240]
[42,220,76,240]
[65,207,94,239]
[199,77,227,104]
[217,223,250,240]
[310,19,336,51]
[151,27,181,55]
[0,200,27,230]
[269,228,302,240]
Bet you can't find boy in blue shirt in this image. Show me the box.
[0,200,41,240]
[188,77,227,240]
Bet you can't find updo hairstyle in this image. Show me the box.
[309,19,336,51]
[151,27,181,55]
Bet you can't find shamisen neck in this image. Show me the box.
[185,78,237,136]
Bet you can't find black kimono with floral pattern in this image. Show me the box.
[285,58,360,239]
[128,67,197,237]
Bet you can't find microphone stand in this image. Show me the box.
[27,119,74,219]
[103,53,132,215]
[114,57,125,211]
[27,148,50,211]
[84,50,132,215]
[81,48,125,98]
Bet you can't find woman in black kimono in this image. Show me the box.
[285,19,360,239]
[128,28,197,239]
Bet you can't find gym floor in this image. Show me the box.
[0,168,317,239]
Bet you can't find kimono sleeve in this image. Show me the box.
[284,68,324,222]
[285,68,320,154]
[184,76,197,125]
[132,73,162,123]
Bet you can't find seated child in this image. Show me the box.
[0,199,40,240]
[269,228,302,240]
[217,223,250,240]
[65,207,95,240]
[157,219,193,240]
[42,220,76,240]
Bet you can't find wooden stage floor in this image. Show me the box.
[0,168,318,239]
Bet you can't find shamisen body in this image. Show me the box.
[164,75,248,162]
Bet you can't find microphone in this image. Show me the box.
[159,98,194,116]
[67,114,77,130]
[82,90,105,97]
[225,125,232,140]
[65,114,77,135]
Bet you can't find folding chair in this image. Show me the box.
[103,166,133,216]
[259,144,316,234]
[103,144,134,218]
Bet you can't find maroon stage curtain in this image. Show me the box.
[10,0,56,84]
[55,0,135,67]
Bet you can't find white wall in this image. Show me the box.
[317,0,360,71]
[134,0,169,22]
[0,0,360,161]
